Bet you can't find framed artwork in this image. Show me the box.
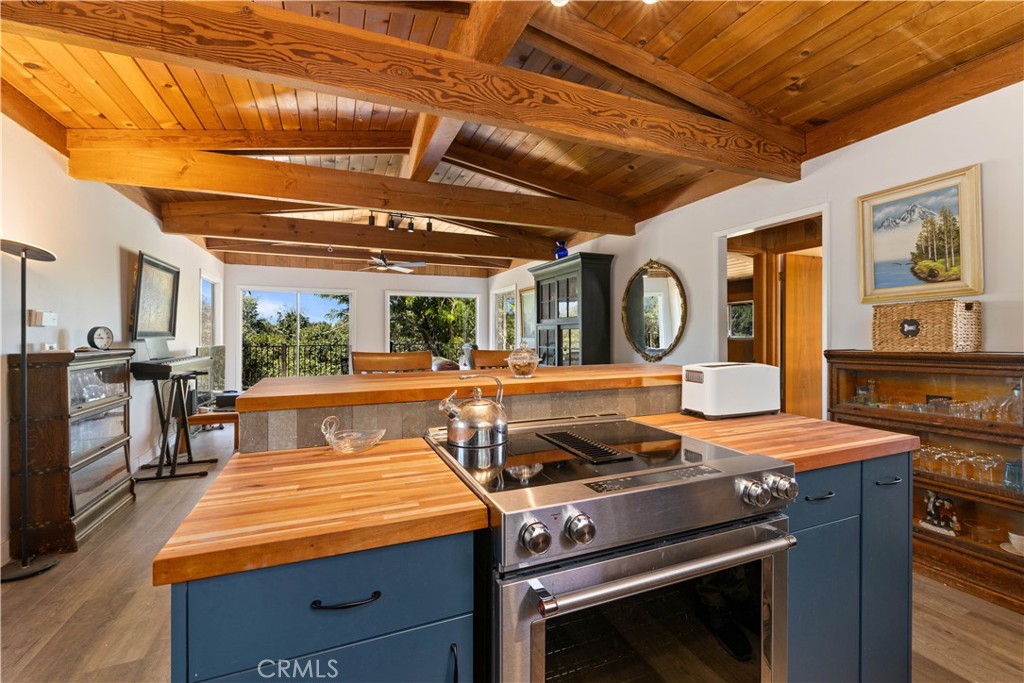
[858,165,983,303]
[518,286,536,343]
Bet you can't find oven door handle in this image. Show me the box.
[528,531,797,618]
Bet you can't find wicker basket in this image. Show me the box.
[872,299,981,352]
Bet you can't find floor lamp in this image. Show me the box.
[1,239,59,582]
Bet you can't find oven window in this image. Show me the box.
[544,560,763,682]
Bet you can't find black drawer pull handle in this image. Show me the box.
[875,476,903,487]
[310,590,382,611]
[450,643,459,683]
[804,490,835,502]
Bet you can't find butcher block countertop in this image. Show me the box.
[236,363,681,412]
[155,411,917,585]
[152,438,488,586]
[635,412,920,472]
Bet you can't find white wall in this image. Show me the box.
[491,83,1024,362]
[222,265,489,387]
[1,116,225,564]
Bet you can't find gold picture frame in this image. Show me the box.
[858,164,983,303]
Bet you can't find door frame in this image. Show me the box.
[713,203,831,419]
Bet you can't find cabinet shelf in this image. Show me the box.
[827,350,1023,614]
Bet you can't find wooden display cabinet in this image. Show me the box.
[8,349,136,556]
[825,350,1023,613]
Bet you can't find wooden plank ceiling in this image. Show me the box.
[2,1,1021,278]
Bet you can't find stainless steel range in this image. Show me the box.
[425,414,799,683]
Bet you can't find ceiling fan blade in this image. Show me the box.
[357,266,375,271]
[389,265,415,274]
[393,261,427,268]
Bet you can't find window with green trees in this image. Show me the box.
[494,290,516,350]
[388,294,477,362]
[728,301,754,339]
[241,289,350,388]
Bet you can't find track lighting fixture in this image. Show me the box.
[387,215,396,231]
[368,213,376,226]
[407,219,415,233]
[426,219,433,233]
[380,212,436,235]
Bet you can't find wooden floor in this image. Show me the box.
[2,428,1022,682]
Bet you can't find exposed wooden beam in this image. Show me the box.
[529,5,806,155]
[163,213,552,260]
[402,1,540,181]
[67,149,635,234]
[204,239,509,269]
[519,26,704,113]
[162,199,329,218]
[635,171,756,223]
[66,129,412,155]
[0,79,68,156]
[2,1,800,181]
[805,41,1024,160]
[443,142,635,218]
[343,2,471,19]
[222,251,490,278]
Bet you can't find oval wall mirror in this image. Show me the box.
[621,259,688,362]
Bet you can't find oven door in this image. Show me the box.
[496,517,795,683]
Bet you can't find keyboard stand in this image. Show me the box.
[134,372,218,483]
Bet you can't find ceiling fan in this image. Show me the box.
[360,252,426,274]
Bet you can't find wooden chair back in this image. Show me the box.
[351,351,433,374]
[470,349,510,370]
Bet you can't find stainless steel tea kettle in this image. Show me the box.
[439,375,508,448]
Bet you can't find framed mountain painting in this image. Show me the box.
[858,165,983,303]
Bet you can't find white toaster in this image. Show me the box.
[681,362,780,420]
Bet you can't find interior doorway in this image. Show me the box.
[724,215,825,418]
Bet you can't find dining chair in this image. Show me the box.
[351,351,433,374]
[470,349,510,370]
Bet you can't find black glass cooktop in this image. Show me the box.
[434,419,728,494]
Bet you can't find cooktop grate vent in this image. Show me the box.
[539,431,633,465]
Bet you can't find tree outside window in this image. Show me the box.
[388,295,477,362]
[241,290,351,388]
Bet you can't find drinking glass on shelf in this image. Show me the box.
[945,451,970,480]
[971,453,1004,485]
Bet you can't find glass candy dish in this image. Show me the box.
[507,342,540,379]
[321,416,385,454]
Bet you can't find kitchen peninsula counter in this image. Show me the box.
[237,363,682,452]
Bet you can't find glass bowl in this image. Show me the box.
[324,427,386,454]
[962,519,1000,544]
[507,343,540,379]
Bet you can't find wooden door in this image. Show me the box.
[780,254,822,418]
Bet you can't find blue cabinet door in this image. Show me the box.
[185,534,474,681]
[789,516,861,683]
[860,453,912,683]
[209,614,473,683]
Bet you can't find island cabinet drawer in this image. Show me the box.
[788,462,861,532]
[207,614,472,683]
[185,533,473,682]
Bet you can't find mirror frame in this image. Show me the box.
[620,259,688,363]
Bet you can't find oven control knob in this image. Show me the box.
[767,474,799,501]
[565,513,596,545]
[741,480,772,507]
[520,522,552,555]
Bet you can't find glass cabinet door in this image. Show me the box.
[69,361,129,412]
[69,405,128,467]
[560,327,581,366]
